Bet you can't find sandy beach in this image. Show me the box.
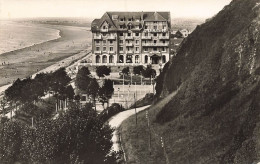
[0,22,92,88]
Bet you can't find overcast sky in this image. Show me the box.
[0,0,232,19]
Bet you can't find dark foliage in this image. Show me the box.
[133,65,144,75]
[96,66,111,78]
[75,67,91,92]
[121,67,130,75]
[99,103,125,123]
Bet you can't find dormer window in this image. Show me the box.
[120,25,124,29]
[128,18,132,21]
[120,18,124,22]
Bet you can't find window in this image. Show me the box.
[103,40,106,44]
[120,40,123,44]
[110,47,113,51]
[103,26,106,29]
[120,33,124,36]
[135,47,139,52]
[153,47,157,51]
[162,47,166,52]
[144,25,148,29]
[153,33,157,37]
[120,18,124,21]
[135,40,139,44]
[103,47,106,51]
[96,47,100,51]
[162,33,166,36]
[153,40,157,43]
[128,33,131,36]
[162,40,166,43]
[120,25,124,29]
[103,33,107,36]
[110,40,113,44]
[119,47,123,51]
[144,48,148,52]
[135,33,139,36]
[154,26,157,30]
[128,18,132,21]
[145,33,148,36]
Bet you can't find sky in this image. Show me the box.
[0,0,232,19]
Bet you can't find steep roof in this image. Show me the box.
[91,11,171,32]
[144,12,167,21]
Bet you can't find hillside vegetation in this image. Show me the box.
[120,0,260,163]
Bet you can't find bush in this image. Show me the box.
[0,105,116,164]
[96,66,111,78]
[99,103,125,122]
[133,66,144,75]
[122,67,130,75]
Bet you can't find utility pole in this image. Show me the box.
[32,117,34,128]
[123,74,125,93]
[146,111,152,155]
[131,73,133,85]
[134,93,137,126]
[161,137,170,164]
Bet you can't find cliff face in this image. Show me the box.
[155,0,260,163]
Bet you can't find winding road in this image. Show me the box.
[108,105,150,152]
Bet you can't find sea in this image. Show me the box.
[0,20,60,55]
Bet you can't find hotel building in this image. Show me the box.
[91,12,171,65]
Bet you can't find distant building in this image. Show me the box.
[180,29,190,38]
[90,12,171,65]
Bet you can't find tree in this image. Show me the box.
[133,65,144,75]
[0,121,24,163]
[96,66,111,78]
[49,67,71,96]
[0,96,8,117]
[98,79,114,108]
[5,78,22,104]
[75,67,91,92]
[122,67,130,75]
[142,65,156,78]
[87,78,100,110]
[65,85,75,100]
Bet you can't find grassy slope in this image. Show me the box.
[120,0,260,163]
[119,90,178,163]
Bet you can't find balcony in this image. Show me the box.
[141,36,152,40]
[119,51,124,54]
[157,43,169,46]
[126,50,133,54]
[148,29,168,33]
[101,29,108,32]
[107,35,116,40]
[108,51,115,54]
[159,36,169,40]
[125,36,134,40]
[142,43,169,47]
[150,51,161,54]
[94,35,102,40]
[94,51,102,54]
[126,43,133,47]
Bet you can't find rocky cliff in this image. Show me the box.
[154,0,260,163]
